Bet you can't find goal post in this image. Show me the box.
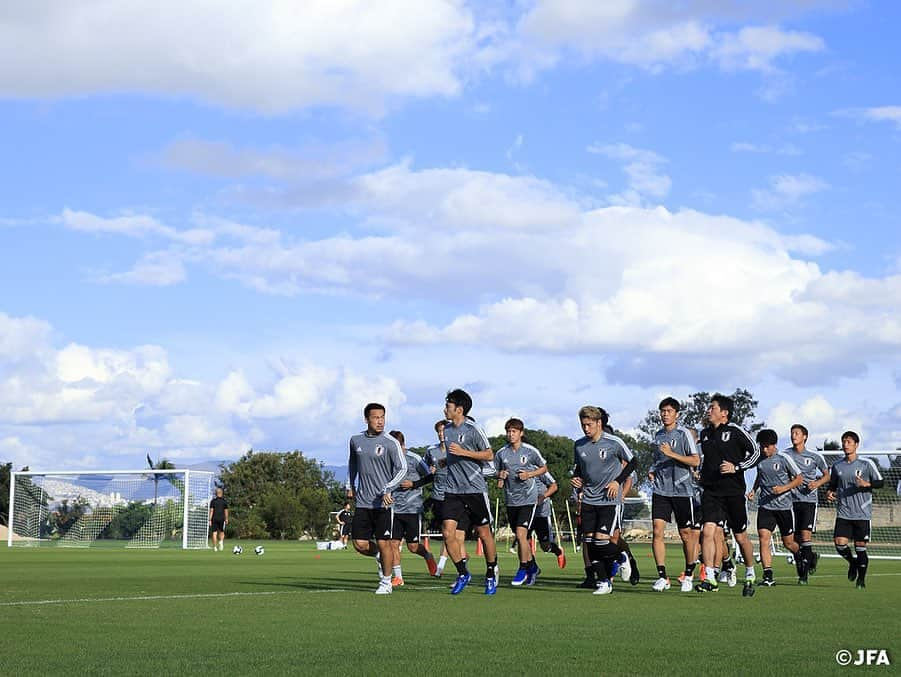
[7,469,214,549]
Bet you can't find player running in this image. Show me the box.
[785,424,830,583]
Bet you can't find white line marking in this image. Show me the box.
[1,585,447,607]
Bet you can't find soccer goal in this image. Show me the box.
[7,469,214,549]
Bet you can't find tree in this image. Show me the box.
[218,450,339,539]
[638,388,765,441]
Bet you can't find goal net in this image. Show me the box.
[7,469,214,549]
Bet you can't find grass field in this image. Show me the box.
[1,542,899,675]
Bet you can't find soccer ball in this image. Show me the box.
[232,545,243,555]
[786,554,795,565]
[254,545,265,556]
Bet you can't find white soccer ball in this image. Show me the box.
[232,545,243,555]
[254,545,265,556]
[786,554,795,564]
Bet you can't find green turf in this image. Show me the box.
[1,542,899,675]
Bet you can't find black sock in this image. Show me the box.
[800,543,813,568]
[722,557,734,572]
[763,567,773,581]
[685,560,698,577]
[584,564,596,580]
[657,565,667,579]
[855,548,868,581]
[518,561,529,570]
[550,544,562,556]
[455,557,469,576]
[835,544,855,564]
[486,560,497,579]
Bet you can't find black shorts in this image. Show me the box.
[701,494,748,534]
[530,512,554,543]
[351,507,393,541]
[507,504,537,531]
[580,504,619,538]
[652,494,699,529]
[834,518,870,542]
[792,502,818,533]
[210,519,225,532]
[757,508,795,536]
[391,513,421,543]
[339,523,351,537]
[443,493,492,529]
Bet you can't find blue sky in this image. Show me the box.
[1,1,899,470]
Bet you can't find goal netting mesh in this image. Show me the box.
[7,470,214,549]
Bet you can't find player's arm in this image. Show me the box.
[346,439,357,500]
[224,506,229,525]
[720,425,760,473]
[208,504,213,523]
[807,453,830,490]
[403,459,434,490]
[381,438,408,504]
[776,457,804,494]
[857,459,885,489]
[826,463,839,501]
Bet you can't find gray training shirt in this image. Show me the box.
[423,442,448,501]
[536,471,556,518]
[495,442,547,507]
[392,451,432,515]
[346,431,407,509]
[573,432,634,507]
[443,419,492,495]
[756,453,802,512]
[649,426,699,498]
[830,457,884,520]
[783,447,829,504]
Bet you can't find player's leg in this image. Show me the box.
[853,520,871,588]
[833,519,857,582]
[217,529,226,551]
[757,529,774,585]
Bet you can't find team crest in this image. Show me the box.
[804,458,811,466]
[773,463,780,471]
[721,432,731,442]
[520,455,527,464]
[599,449,607,459]
[375,445,384,456]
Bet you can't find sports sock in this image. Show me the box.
[437,555,447,572]
[550,544,562,556]
[722,557,734,572]
[745,566,755,580]
[835,544,855,564]
[705,566,717,582]
[763,567,773,581]
[392,565,402,578]
[380,574,392,586]
[855,547,868,581]
[584,565,596,581]
[486,560,497,580]
[657,565,667,578]
[454,557,469,576]
[684,560,698,577]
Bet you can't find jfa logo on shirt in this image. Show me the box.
[721,432,731,442]
[804,458,811,466]
[773,463,780,471]
[375,445,384,456]
[599,450,607,459]
[520,455,527,464]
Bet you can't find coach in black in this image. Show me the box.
[209,487,229,552]
[695,394,761,596]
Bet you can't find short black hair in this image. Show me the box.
[711,393,734,421]
[659,397,680,412]
[790,423,809,438]
[446,389,473,415]
[388,430,405,446]
[504,417,524,431]
[841,430,860,444]
[363,402,385,418]
[756,429,778,448]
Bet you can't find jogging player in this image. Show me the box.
[494,418,548,586]
[748,429,803,586]
[346,402,407,595]
[785,424,830,582]
[695,394,761,597]
[826,431,885,589]
[441,389,499,595]
[208,487,228,552]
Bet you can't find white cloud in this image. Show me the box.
[833,106,901,129]
[751,173,829,211]
[767,396,865,448]
[711,25,824,73]
[0,0,477,115]
[587,143,671,204]
[100,251,187,287]
[731,142,801,156]
[0,311,410,469]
